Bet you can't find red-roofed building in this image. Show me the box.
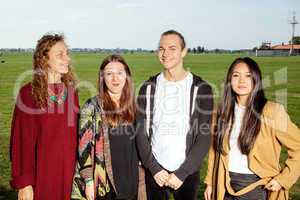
[271,44,300,54]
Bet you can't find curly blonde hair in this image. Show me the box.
[32,34,76,108]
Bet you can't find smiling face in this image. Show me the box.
[103,61,127,98]
[47,41,70,75]
[157,34,187,70]
[231,62,253,98]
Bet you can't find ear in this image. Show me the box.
[181,47,187,58]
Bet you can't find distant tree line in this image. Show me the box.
[187,46,206,54]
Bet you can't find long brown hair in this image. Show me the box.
[97,54,136,127]
[32,33,75,108]
[214,57,267,155]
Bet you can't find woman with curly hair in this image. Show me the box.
[10,33,79,200]
[71,54,143,200]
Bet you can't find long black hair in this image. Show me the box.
[214,57,267,155]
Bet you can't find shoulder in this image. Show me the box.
[66,84,77,93]
[16,82,36,107]
[80,96,99,115]
[191,73,212,90]
[138,73,160,94]
[18,82,32,98]
[262,101,286,117]
[191,74,212,96]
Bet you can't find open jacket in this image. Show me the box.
[71,97,141,199]
[204,101,300,200]
[136,73,213,181]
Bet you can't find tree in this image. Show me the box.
[197,46,202,53]
[292,36,300,45]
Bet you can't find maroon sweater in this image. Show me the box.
[10,83,79,200]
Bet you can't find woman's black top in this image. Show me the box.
[108,124,138,199]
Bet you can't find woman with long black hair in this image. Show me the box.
[204,57,300,200]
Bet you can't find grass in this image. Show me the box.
[0,52,299,199]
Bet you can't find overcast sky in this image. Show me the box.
[1,0,299,50]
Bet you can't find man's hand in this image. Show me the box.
[18,185,34,200]
[154,170,169,187]
[265,179,282,192]
[165,173,183,190]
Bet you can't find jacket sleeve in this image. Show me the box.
[272,104,300,189]
[135,83,163,176]
[174,82,213,181]
[204,114,217,185]
[10,90,37,189]
[77,100,97,183]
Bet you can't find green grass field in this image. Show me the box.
[0,52,299,199]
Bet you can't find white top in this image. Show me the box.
[151,72,193,171]
[228,103,254,174]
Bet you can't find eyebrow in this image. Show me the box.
[56,50,67,53]
[104,69,125,72]
[233,71,251,73]
[159,45,177,49]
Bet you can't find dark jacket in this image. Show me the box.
[135,73,213,182]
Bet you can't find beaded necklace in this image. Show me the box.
[48,84,67,104]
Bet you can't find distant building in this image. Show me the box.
[255,43,300,57]
[271,44,300,54]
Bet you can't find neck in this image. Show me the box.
[48,71,62,84]
[109,92,121,107]
[236,95,249,106]
[163,65,187,81]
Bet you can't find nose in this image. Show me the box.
[112,73,118,81]
[238,76,245,83]
[161,49,169,58]
[63,54,71,63]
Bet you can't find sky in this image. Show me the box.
[1,0,300,50]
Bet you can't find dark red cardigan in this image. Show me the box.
[10,83,79,200]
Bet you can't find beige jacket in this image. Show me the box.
[204,101,300,200]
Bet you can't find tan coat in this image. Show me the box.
[204,101,300,200]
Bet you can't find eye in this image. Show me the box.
[232,73,239,77]
[158,48,164,53]
[56,53,63,57]
[105,72,112,76]
[246,73,252,78]
[118,71,125,76]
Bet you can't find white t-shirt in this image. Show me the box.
[228,103,254,174]
[151,72,193,171]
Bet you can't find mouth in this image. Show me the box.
[61,64,69,68]
[161,57,171,62]
[238,86,248,89]
[112,83,120,87]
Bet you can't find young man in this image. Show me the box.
[136,30,213,200]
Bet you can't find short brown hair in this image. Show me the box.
[161,30,186,49]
